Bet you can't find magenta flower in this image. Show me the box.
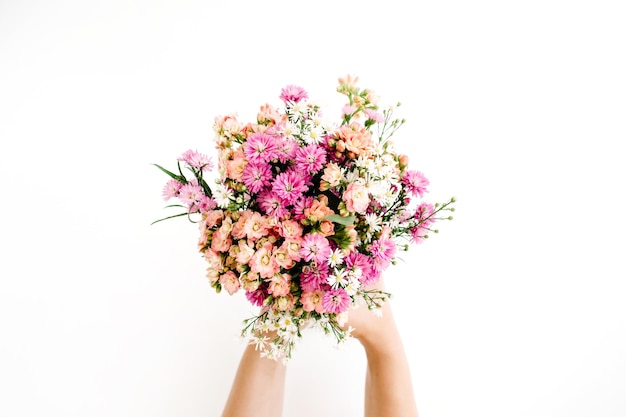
[414,202,435,223]
[279,85,308,104]
[272,169,309,206]
[369,236,396,271]
[291,196,314,221]
[300,233,331,264]
[275,137,297,163]
[402,170,430,198]
[177,149,213,172]
[257,189,290,218]
[300,263,330,292]
[245,286,268,307]
[322,288,350,314]
[242,162,273,194]
[295,144,327,173]
[244,132,278,164]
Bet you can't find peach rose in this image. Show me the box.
[343,182,370,214]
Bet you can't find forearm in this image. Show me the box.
[355,308,419,417]
[362,331,419,417]
[221,343,287,417]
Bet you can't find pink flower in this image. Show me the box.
[274,246,294,269]
[295,144,327,173]
[275,137,297,163]
[244,212,269,241]
[244,132,278,164]
[402,170,430,198]
[279,219,303,239]
[342,104,357,118]
[300,263,330,292]
[274,294,295,311]
[322,288,351,314]
[249,242,279,279]
[242,162,273,194]
[195,196,217,213]
[219,271,240,295]
[235,240,255,264]
[343,182,370,214]
[178,182,204,208]
[300,234,331,264]
[365,109,384,123]
[345,252,377,286]
[369,236,396,271]
[268,273,291,297]
[257,189,290,218]
[245,286,268,307]
[272,169,309,206]
[414,203,435,224]
[282,239,302,262]
[178,149,213,172]
[301,290,326,313]
[279,85,308,103]
[292,196,314,221]
[410,225,429,243]
[162,179,182,201]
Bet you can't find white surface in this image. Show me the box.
[1,1,625,416]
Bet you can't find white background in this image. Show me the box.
[1,1,625,416]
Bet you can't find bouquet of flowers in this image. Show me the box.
[153,75,455,360]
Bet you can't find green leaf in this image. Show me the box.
[152,163,186,182]
[150,212,188,225]
[324,214,356,226]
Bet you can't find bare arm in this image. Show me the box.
[220,337,287,417]
[347,281,419,417]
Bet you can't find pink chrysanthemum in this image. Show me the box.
[369,236,396,264]
[272,169,309,206]
[345,252,378,286]
[256,189,290,218]
[322,288,351,314]
[242,162,273,194]
[275,137,298,163]
[245,286,268,307]
[177,149,213,172]
[402,170,430,198]
[369,236,396,271]
[279,85,308,103]
[300,263,330,293]
[178,182,204,207]
[414,202,435,223]
[295,144,327,173]
[365,109,384,123]
[244,132,278,164]
[300,234,331,264]
[291,196,315,221]
[409,225,429,244]
[193,195,217,213]
[162,179,182,201]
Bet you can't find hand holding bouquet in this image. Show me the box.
[154,75,455,360]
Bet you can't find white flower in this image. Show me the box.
[213,183,234,208]
[279,315,298,332]
[281,121,298,139]
[327,267,348,288]
[364,213,382,233]
[344,276,361,296]
[303,125,325,144]
[327,248,345,268]
[344,169,363,184]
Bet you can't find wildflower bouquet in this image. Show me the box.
[153,75,455,360]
